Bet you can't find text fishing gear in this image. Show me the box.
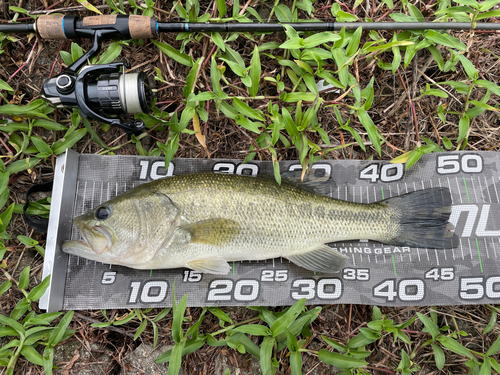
[2,14,500,132]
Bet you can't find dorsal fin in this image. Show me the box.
[280,169,336,196]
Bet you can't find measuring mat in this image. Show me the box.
[40,150,500,311]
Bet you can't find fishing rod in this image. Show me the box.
[2,14,499,133]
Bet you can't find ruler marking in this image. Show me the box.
[434,249,440,265]
[484,176,492,203]
[426,248,430,262]
[471,176,478,203]
[373,186,377,201]
[467,238,473,260]
[494,238,498,259]
[383,254,387,264]
[351,254,356,266]
[463,177,471,203]
[381,186,384,199]
[477,175,485,203]
[455,177,463,204]
[416,248,421,262]
[459,238,465,260]
[391,254,397,276]
[475,238,484,273]
[493,176,499,203]
[484,238,490,259]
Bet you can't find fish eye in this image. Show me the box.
[95,206,111,220]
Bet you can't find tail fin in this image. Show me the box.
[384,187,458,249]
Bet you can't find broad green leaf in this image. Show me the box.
[456,55,478,80]
[48,310,74,347]
[77,0,102,14]
[346,27,362,56]
[183,58,201,98]
[9,6,28,14]
[390,13,419,22]
[365,40,414,53]
[222,46,246,68]
[235,116,262,134]
[248,45,261,97]
[303,33,341,49]
[96,42,122,64]
[318,350,368,369]
[486,335,500,356]
[407,3,424,22]
[476,9,500,20]
[134,319,148,341]
[51,128,87,155]
[336,10,359,22]
[275,4,293,22]
[425,30,467,50]
[211,32,225,52]
[479,357,491,375]
[282,92,317,103]
[18,266,30,290]
[457,114,470,142]
[435,6,474,14]
[0,203,14,232]
[0,280,11,297]
[43,346,54,375]
[0,313,26,338]
[152,40,193,67]
[172,294,188,343]
[270,299,306,337]
[416,312,439,340]
[476,79,500,96]
[469,100,498,112]
[405,148,424,169]
[437,335,474,359]
[427,46,444,70]
[260,336,275,375]
[167,341,185,375]
[280,37,305,49]
[232,98,264,121]
[31,136,53,155]
[21,345,44,366]
[483,308,497,334]
[233,325,272,336]
[210,56,226,99]
[356,109,381,155]
[0,79,14,92]
[216,0,226,18]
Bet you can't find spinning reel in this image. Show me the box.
[40,26,155,134]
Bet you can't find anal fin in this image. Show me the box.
[187,257,231,274]
[286,245,348,273]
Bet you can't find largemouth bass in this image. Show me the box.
[62,173,458,274]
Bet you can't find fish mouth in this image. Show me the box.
[72,222,114,255]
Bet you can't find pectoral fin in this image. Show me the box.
[187,257,231,274]
[286,245,348,273]
[182,219,240,246]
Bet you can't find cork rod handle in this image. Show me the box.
[36,14,157,40]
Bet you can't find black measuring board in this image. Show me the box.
[40,151,500,311]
